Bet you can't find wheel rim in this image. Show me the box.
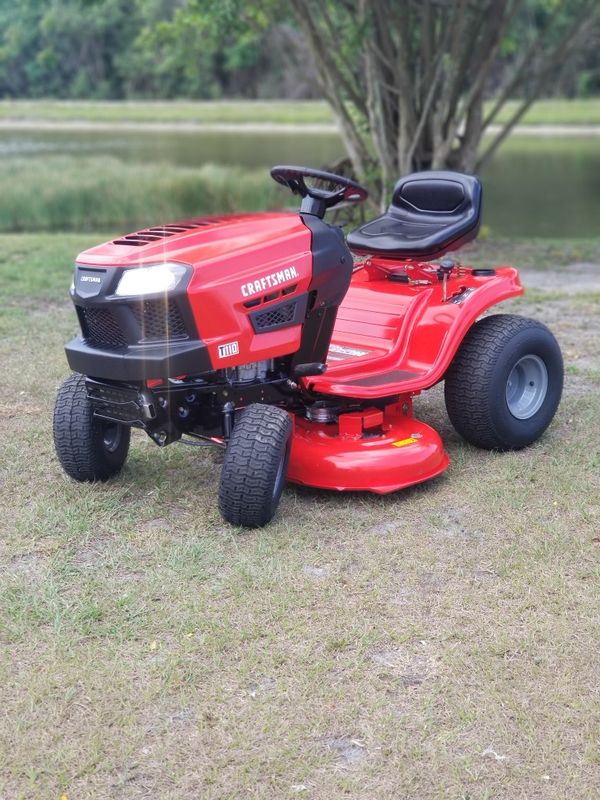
[102,423,123,453]
[506,354,548,419]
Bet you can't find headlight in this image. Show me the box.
[115,263,188,297]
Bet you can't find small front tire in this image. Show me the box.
[218,404,292,528]
[444,314,563,450]
[53,373,131,481]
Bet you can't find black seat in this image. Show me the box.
[346,171,482,260]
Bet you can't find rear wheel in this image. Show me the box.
[218,404,292,528]
[53,372,130,481]
[444,314,563,450]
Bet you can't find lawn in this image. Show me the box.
[0,98,599,126]
[0,100,335,126]
[0,233,599,799]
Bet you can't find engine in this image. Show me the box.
[224,360,275,385]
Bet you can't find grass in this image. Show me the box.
[468,235,600,269]
[0,99,335,126]
[0,234,599,798]
[0,97,599,126]
[0,157,281,233]
[492,98,600,126]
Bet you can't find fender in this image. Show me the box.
[305,265,523,398]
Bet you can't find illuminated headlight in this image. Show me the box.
[115,263,188,297]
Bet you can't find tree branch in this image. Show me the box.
[483,0,598,130]
[477,10,595,168]
[289,0,371,178]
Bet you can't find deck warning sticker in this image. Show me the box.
[392,437,419,448]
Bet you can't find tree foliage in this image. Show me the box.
[289,0,600,203]
[0,0,315,99]
[0,0,142,98]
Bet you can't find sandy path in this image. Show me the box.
[520,262,600,293]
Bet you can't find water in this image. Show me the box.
[482,137,600,238]
[1,127,598,237]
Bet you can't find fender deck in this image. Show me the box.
[304,263,523,399]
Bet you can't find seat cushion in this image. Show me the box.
[347,171,482,260]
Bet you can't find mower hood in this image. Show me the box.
[75,212,305,268]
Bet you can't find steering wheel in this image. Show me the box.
[270,165,368,216]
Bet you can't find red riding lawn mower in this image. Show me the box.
[54,166,563,527]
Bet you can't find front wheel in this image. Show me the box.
[218,404,292,528]
[444,314,563,450]
[53,373,130,481]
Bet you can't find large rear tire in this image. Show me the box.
[53,373,130,481]
[444,314,563,450]
[218,404,292,528]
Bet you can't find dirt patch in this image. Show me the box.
[430,507,478,540]
[0,397,44,420]
[472,568,499,583]
[1,552,46,578]
[418,571,449,595]
[168,707,196,725]
[367,520,400,536]
[244,677,276,699]
[303,565,331,579]
[520,263,599,294]
[320,736,368,768]
[141,517,171,532]
[370,640,437,687]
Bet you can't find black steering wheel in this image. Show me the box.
[270,165,368,217]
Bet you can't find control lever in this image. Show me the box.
[293,362,327,379]
[438,257,455,302]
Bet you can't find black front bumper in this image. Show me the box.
[65,336,212,381]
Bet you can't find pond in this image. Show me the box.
[1,126,598,238]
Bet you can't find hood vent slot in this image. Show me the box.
[112,218,226,247]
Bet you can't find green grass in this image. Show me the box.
[0,97,598,126]
[492,98,600,126]
[0,235,599,798]
[0,99,335,126]
[468,236,600,269]
[0,232,108,302]
[0,157,281,233]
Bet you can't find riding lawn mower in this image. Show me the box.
[53,166,563,526]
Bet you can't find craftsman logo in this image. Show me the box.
[79,275,102,283]
[241,266,299,297]
[218,341,239,359]
[328,344,370,361]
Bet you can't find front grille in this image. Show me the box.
[78,299,189,349]
[254,301,297,330]
[131,299,188,341]
[79,307,127,349]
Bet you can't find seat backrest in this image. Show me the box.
[390,170,482,221]
[346,170,483,260]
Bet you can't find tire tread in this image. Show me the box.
[53,372,130,481]
[444,314,562,450]
[218,404,292,527]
